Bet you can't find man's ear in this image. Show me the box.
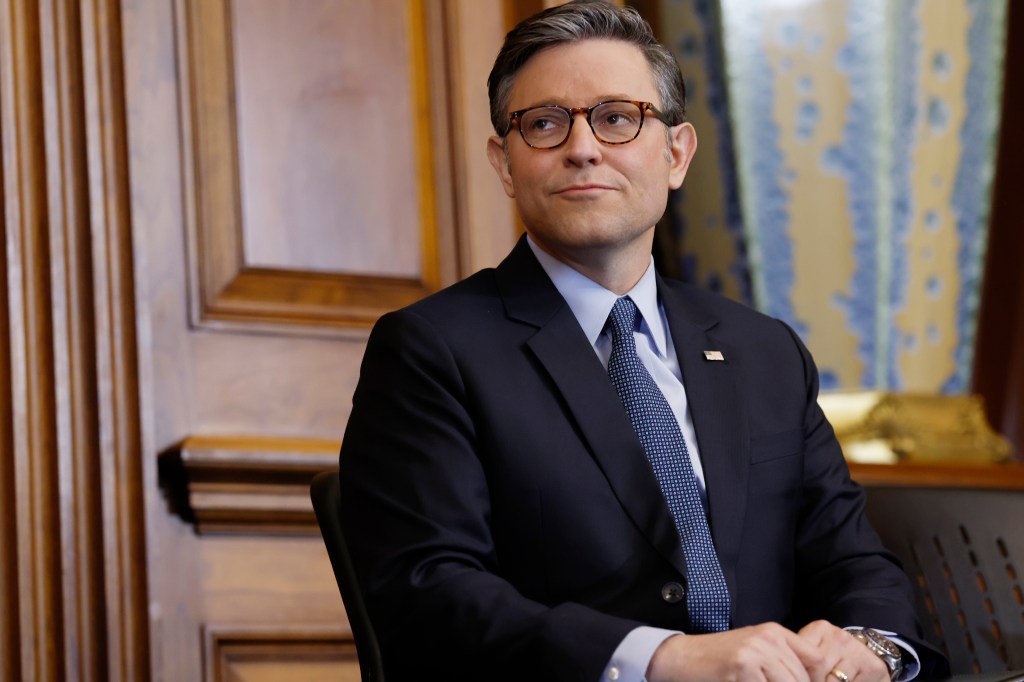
[487,135,516,198]
[667,122,697,190]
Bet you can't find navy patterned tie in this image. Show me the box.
[606,296,730,632]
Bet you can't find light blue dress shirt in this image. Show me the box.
[525,238,919,682]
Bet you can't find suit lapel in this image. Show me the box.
[659,278,749,597]
[496,240,687,577]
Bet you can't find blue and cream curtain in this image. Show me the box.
[657,0,1007,393]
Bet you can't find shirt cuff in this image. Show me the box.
[843,626,921,681]
[601,626,680,682]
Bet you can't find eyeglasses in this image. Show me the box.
[505,99,673,150]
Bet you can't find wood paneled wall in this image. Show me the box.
[3,0,515,679]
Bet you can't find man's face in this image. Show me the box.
[487,39,696,268]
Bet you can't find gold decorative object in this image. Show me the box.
[818,391,1012,465]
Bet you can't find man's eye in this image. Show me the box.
[528,116,563,131]
[598,110,636,127]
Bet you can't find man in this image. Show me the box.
[338,2,949,680]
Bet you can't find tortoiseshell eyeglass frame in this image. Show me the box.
[505,99,674,149]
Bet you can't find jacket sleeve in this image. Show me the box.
[782,322,949,678]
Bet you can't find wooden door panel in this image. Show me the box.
[178,0,453,332]
[231,0,422,278]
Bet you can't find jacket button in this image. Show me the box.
[661,581,685,604]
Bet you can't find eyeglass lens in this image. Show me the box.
[519,101,645,148]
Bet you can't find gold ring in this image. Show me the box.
[829,668,850,682]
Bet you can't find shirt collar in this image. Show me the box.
[526,235,668,357]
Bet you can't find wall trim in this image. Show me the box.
[161,435,339,534]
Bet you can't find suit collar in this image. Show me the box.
[654,270,719,334]
[494,236,564,328]
[525,236,667,354]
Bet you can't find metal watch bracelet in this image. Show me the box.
[849,627,903,681]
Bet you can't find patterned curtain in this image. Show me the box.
[654,0,1007,393]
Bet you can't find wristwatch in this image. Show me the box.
[849,627,903,680]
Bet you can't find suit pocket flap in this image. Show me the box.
[750,429,803,463]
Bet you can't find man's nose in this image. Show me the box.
[562,113,603,164]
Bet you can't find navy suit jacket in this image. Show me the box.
[339,237,947,681]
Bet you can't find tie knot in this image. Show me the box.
[608,297,638,340]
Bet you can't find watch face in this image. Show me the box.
[864,628,902,659]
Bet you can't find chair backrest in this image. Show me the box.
[863,486,1024,674]
[311,470,386,682]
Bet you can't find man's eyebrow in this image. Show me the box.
[515,94,636,110]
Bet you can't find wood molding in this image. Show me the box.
[850,461,1024,490]
[160,435,339,535]
[158,437,1024,536]
[203,625,355,682]
[0,0,150,678]
[173,0,459,336]
[1,0,70,674]
[79,0,152,676]
[0,4,48,678]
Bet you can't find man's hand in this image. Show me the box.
[646,623,824,682]
[797,620,890,682]
[645,621,890,682]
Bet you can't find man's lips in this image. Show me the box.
[553,183,615,195]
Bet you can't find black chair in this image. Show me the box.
[864,485,1024,675]
[311,470,386,681]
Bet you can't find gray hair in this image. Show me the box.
[487,0,687,136]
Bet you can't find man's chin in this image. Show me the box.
[528,226,654,256]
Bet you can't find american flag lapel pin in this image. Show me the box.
[703,350,725,362]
